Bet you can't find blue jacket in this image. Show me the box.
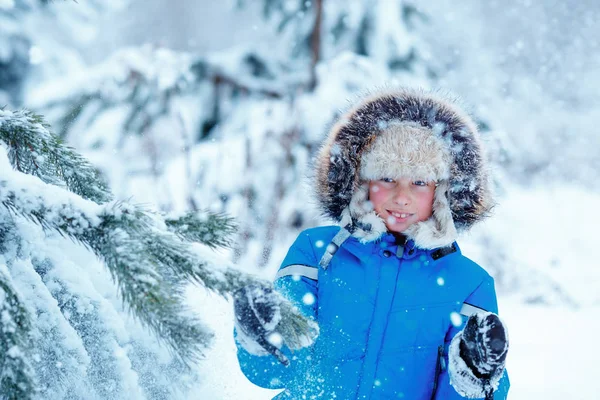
[236,226,510,399]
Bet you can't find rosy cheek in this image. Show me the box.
[368,185,385,212]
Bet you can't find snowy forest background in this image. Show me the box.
[1,0,599,399]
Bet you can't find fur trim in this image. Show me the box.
[337,181,388,242]
[340,204,388,243]
[360,123,452,182]
[448,331,504,398]
[313,87,493,248]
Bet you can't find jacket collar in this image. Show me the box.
[341,231,460,263]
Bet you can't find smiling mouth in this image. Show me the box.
[388,210,412,219]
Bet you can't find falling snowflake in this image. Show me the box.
[267,332,283,347]
[302,292,316,305]
[450,311,463,327]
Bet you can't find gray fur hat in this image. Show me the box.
[314,88,493,249]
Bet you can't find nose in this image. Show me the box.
[392,187,411,206]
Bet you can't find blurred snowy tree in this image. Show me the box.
[30,0,440,270]
[0,0,35,106]
[236,0,436,86]
[0,109,316,399]
[0,0,125,107]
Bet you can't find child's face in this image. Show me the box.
[368,177,435,233]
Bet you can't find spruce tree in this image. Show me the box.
[0,109,317,399]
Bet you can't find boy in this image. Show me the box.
[233,88,509,399]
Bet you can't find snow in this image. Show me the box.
[28,45,44,65]
[0,145,102,232]
[450,312,462,327]
[461,183,600,308]
[9,257,95,398]
[266,332,283,348]
[302,292,316,306]
[3,204,200,398]
[502,299,600,400]
[190,287,281,399]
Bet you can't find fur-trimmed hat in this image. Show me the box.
[314,88,493,249]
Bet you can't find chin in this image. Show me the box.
[385,223,412,233]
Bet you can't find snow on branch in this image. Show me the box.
[0,264,37,400]
[0,171,214,364]
[165,211,236,249]
[0,109,112,203]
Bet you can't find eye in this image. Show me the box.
[381,178,395,183]
[413,180,427,186]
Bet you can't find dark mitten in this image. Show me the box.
[233,283,289,365]
[448,312,509,399]
[460,313,508,378]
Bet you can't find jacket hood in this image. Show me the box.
[313,87,493,249]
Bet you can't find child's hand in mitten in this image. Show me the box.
[449,311,509,399]
[233,283,288,364]
[459,312,509,378]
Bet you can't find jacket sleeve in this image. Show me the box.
[235,231,319,389]
[436,275,510,399]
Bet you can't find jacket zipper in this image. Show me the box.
[430,345,445,400]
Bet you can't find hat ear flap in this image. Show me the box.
[405,180,458,249]
[341,182,388,243]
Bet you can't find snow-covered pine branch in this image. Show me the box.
[30,256,145,399]
[165,211,236,249]
[0,108,112,203]
[0,172,314,345]
[0,263,36,400]
[0,108,317,398]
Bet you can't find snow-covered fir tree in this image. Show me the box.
[0,109,316,399]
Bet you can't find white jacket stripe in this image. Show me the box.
[275,264,318,281]
[459,302,487,317]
